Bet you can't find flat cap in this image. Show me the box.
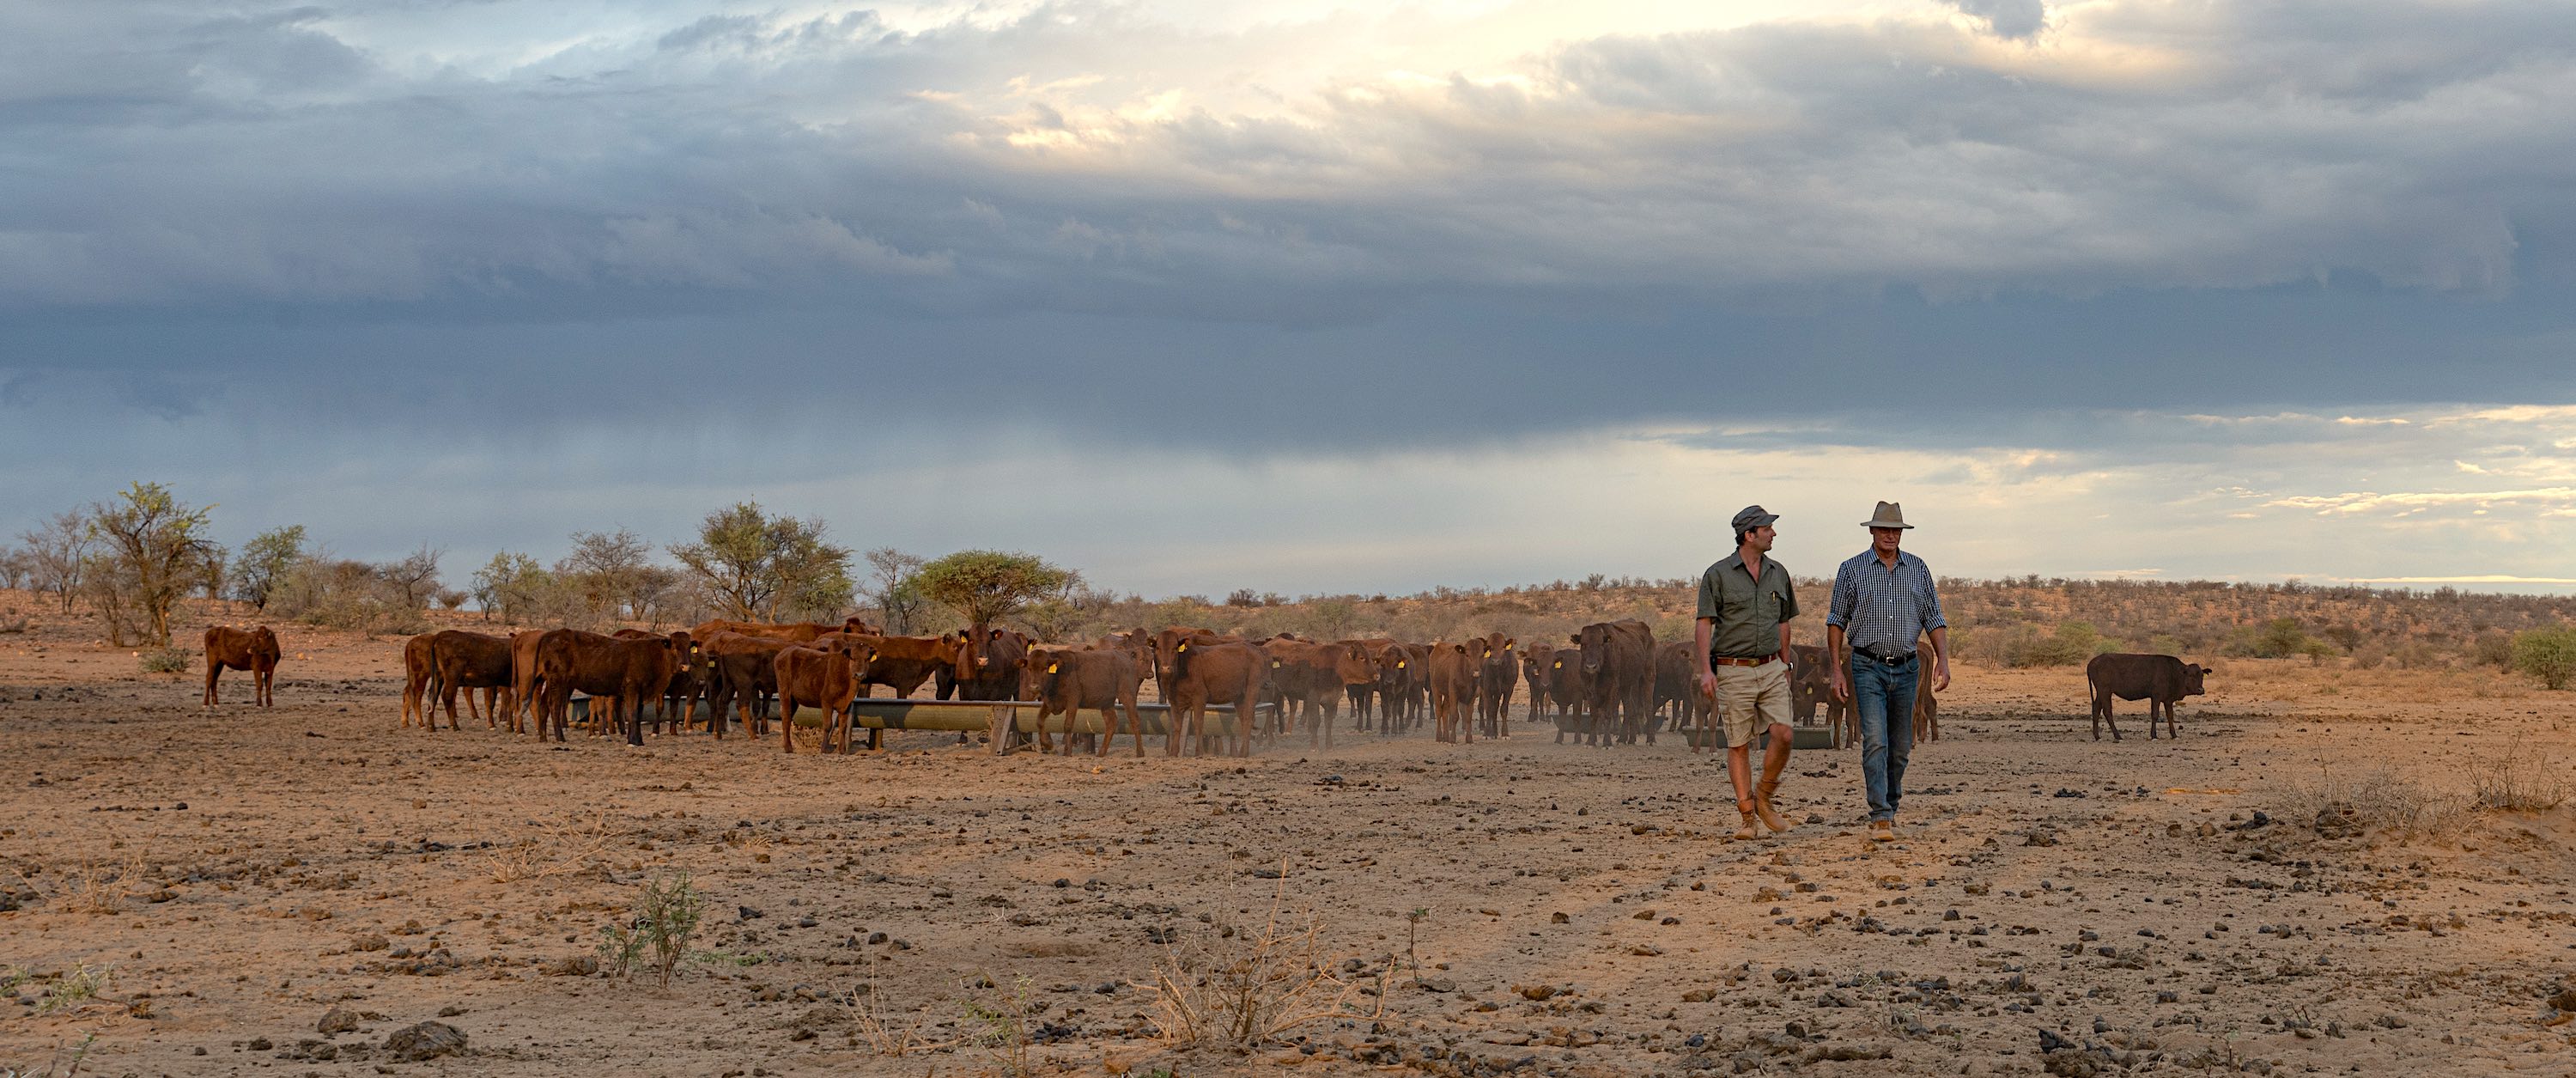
[1732,505,1779,531]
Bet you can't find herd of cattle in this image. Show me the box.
[196,617,2213,753]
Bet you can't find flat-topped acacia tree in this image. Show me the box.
[914,551,1074,632]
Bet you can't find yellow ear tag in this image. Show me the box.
[1176,643,1188,653]
[1396,661,1406,668]
[1553,661,1562,669]
[1047,663,1059,673]
[1272,660,1282,667]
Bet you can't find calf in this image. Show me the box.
[942,625,1033,703]
[1023,647,1147,757]
[2087,653,2208,741]
[1544,646,1592,743]
[1785,643,1848,744]
[702,631,794,738]
[775,639,865,754]
[401,633,436,729]
[203,625,281,707]
[426,630,515,729]
[1474,635,1518,740]
[1651,638,1705,749]
[1426,641,1481,745]
[1265,638,1377,747]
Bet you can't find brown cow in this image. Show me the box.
[847,633,956,701]
[1519,646,1553,725]
[508,630,547,734]
[1572,619,1654,746]
[532,630,688,746]
[1265,638,1377,747]
[426,630,515,729]
[702,631,794,738]
[942,625,1034,703]
[1785,643,1849,745]
[1542,646,1591,743]
[2087,653,2208,741]
[1023,647,1146,756]
[400,633,436,729]
[1425,641,1481,745]
[1151,630,1269,757]
[1652,638,1706,751]
[1474,634,1518,740]
[1359,642,1419,734]
[775,638,866,754]
[203,625,280,707]
[689,618,874,645]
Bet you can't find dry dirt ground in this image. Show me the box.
[4,596,2575,1077]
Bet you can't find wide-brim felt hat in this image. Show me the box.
[1862,501,1913,529]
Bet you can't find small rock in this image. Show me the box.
[317,1008,361,1035]
[382,1021,466,1062]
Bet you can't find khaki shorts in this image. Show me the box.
[1712,660,1791,748]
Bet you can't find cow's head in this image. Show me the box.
[669,630,696,673]
[1333,643,1378,685]
[1576,624,1611,674]
[2183,662,2208,697]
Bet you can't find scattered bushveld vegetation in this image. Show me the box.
[10,478,2576,689]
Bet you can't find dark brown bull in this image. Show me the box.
[1572,619,1653,746]
[401,633,435,729]
[2087,653,2209,741]
[532,630,688,746]
[1151,629,1269,757]
[1426,641,1480,744]
[1023,647,1146,756]
[776,638,866,754]
[203,625,280,707]
[426,630,515,730]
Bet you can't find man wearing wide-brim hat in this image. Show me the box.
[1826,502,1951,842]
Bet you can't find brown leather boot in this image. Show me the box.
[1754,777,1792,834]
[1734,799,1760,842]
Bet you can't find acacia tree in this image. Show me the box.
[18,511,93,612]
[670,502,854,621]
[376,545,445,612]
[229,525,308,611]
[82,482,220,646]
[914,550,1074,630]
[470,551,550,624]
[861,547,929,634]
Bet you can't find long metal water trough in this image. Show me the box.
[786,699,1279,754]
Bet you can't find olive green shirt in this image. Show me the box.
[1696,552,1798,659]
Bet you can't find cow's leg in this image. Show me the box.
[204,662,221,707]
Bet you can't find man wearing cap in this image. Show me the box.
[1827,502,1950,842]
[1695,505,1800,841]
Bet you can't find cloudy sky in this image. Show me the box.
[5,0,2574,597]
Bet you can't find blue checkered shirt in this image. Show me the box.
[1826,550,1946,656]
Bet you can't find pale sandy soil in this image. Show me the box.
[3,592,2574,1077]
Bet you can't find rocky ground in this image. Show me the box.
[3,596,2574,1077]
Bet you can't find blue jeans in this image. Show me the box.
[1852,655,1918,823]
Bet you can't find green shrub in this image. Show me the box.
[2511,626,2576,690]
[138,648,191,673]
[597,870,705,990]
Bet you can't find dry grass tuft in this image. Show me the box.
[484,811,619,884]
[848,952,956,1057]
[1141,868,1364,1051]
[2470,735,2571,813]
[2277,766,2461,839]
[55,845,151,916]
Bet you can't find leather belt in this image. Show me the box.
[1710,655,1774,668]
[1857,650,1916,665]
